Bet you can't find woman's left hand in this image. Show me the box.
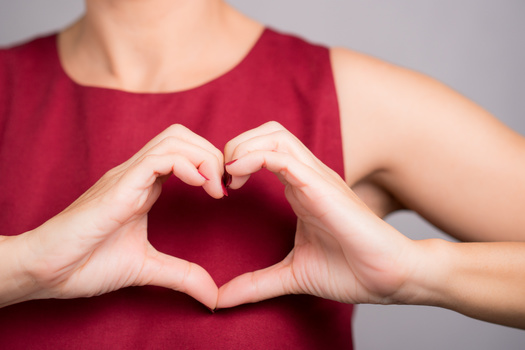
[217,122,422,308]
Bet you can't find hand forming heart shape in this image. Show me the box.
[15,122,418,312]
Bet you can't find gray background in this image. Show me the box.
[1,0,524,349]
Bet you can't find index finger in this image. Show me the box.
[127,124,224,166]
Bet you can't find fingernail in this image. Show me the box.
[221,182,229,197]
[225,159,238,166]
[198,171,210,181]
[222,168,232,188]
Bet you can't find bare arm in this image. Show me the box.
[412,239,525,329]
[332,47,525,241]
[216,122,525,329]
[330,48,525,327]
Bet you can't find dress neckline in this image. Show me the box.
[51,28,270,96]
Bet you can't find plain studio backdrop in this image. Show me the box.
[1,1,524,349]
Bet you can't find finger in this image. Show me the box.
[225,150,357,224]
[94,154,210,227]
[231,131,317,167]
[225,130,317,190]
[128,124,224,169]
[224,122,323,189]
[141,250,219,310]
[126,152,223,198]
[229,151,392,254]
[145,137,224,196]
[225,121,319,166]
[225,150,318,189]
[223,121,286,162]
[223,167,251,191]
[223,122,287,190]
[217,259,296,309]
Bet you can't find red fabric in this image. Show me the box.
[0,29,353,349]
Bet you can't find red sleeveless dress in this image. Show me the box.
[0,28,353,349]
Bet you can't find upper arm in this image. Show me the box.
[331,47,525,242]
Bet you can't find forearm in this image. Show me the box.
[0,233,38,308]
[408,239,525,329]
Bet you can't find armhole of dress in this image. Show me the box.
[325,46,347,181]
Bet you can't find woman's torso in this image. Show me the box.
[0,29,353,349]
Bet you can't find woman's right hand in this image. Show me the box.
[6,125,224,310]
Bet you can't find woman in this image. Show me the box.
[1,0,524,348]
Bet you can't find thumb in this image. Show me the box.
[217,256,297,309]
[140,250,219,310]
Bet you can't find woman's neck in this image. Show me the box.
[59,0,263,92]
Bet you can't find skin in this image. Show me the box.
[218,122,525,329]
[1,0,525,329]
[1,125,225,309]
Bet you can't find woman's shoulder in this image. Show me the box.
[255,28,335,93]
[0,34,61,98]
[262,27,329,63]
[0,34,60,123]
[0,34,58,72]
[329,45,462,145]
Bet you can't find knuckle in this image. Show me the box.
[211,148,224,164]
[166,123,187,136]
[139,153,160,167]
[178,262,193,292]
[162,136,182,148]
[151,136,183,155]
[274,129,292,141]
[264,121,284,130]
[205,150,221,164]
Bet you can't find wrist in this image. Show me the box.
[0,232,41,307]
[396,238,454,307]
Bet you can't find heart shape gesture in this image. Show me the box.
[9,122,419,311]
